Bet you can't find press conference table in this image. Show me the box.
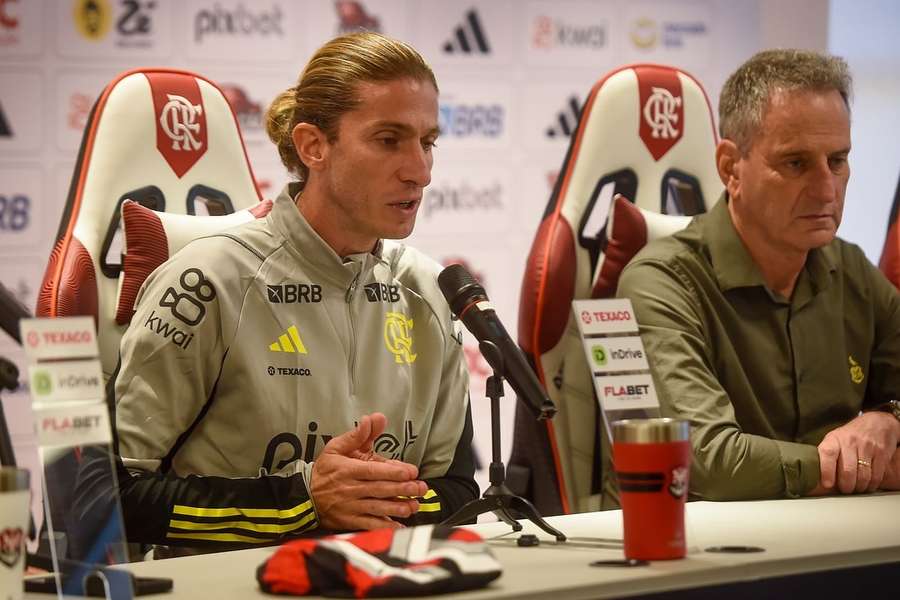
[25,492,900,599]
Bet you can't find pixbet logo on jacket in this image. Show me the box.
[194,2,283,42]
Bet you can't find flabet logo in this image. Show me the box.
[384,312,416,365]
[194,2,284,43]
[531,15,606,50]
[73,0,112,41]
[335,0,379,34]
[422,182,503,219]
[41,414,102,433]
[849,355,864,384]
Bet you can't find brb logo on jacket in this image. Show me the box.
[637,67,684,161]
[267,283,322,304]
[147,72,208,177]
[364,282,399,303]
[384,312,416,365]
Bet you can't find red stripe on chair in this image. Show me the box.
[37,238,97,322]
[116,201,168,325]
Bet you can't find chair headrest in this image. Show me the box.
[37,68,263,373]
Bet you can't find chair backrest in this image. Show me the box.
[36,68,262,376]
[509,64,722,515]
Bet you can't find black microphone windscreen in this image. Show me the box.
[438,264,487,315]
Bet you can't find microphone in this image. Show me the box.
[438,264,556,420]
[0,281,31,345]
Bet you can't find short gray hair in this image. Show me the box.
[719,49,852,152]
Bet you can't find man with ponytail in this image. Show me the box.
[109,32,477,553]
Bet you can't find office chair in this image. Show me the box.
[509,64,722,515]
[878,173,900,289]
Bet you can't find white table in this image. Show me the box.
[25,492,900,599]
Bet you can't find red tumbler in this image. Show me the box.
[613,418,691,560]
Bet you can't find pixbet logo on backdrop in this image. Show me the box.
[422,182,503,220]
[531,15,606,50]
[194,2,283,42]
[439,102,504,139]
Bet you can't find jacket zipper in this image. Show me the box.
[345,268,361,396]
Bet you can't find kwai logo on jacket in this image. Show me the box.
[384,312,416,364]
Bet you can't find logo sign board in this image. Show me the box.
[594,373,659,411]
[35,402,111,448]
[584,336,649,373]
[20,316,98,361]
[574,298,638,335]
[29,359,104,403]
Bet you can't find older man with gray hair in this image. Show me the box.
[618,49,900,501]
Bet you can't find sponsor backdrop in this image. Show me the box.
[0,0,801,492]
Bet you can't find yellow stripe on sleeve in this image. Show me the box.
[171,500,313,520]
[168,511,316,535]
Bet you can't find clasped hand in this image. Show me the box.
[310,412,427,531]
[816,411,900,494]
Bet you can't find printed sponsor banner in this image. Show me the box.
[584,335,649,373]
[35,402,112,448]
[54,70,114,152]
[20,317,99,362]
[412,0,513,65]
[184,0,299,63]
[524,1,616,67]
[573,299,639,335]
[436,81,512,150]
[0,165,43,252]
[56,0,173,59]
[0,0,44,57]
[0,70,43,155]
[594,372,659,411]
[412,163,512,236]
[302,0,412,50]
[624,0,712,69]
[28,359,104,403]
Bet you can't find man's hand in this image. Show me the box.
[310,413,427,531]
[817,411,900,494]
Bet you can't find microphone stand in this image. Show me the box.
[443,341,566,541]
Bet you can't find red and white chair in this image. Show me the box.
[509,64,722,515]
[878,174,900,289]
[36,68,266,377]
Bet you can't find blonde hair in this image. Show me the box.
[719,49,851,153]
[266,32,438,184]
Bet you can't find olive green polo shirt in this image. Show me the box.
[617,195,900,500]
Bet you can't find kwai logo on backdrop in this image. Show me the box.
[335,0,380,34]
[194,2,284,43]
[442,8,490,55]
[637,67,683,161]
[531,15,606,50]
[545,95,581,139]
